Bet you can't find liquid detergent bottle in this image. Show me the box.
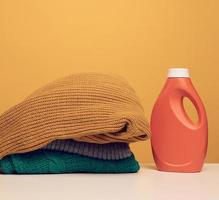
[151,68,208,172]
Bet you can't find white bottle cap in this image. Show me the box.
[168,68,190,77]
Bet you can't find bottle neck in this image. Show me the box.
[165,77,192,90]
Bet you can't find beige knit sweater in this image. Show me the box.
[0,73,150,158]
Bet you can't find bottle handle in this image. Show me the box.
[180,87,206,128]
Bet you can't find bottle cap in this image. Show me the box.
[168,68,190,78]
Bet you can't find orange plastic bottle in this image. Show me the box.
[151,68,208,172]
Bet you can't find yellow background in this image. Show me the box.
[0,0,218,163]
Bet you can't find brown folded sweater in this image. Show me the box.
[0,73,150,159]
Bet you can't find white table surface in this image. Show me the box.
[1,164,218,200]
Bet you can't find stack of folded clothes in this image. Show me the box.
[0,73,150,174]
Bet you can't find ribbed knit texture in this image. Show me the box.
[0,73,150,159]
[43,140,132,160]
[0,150,140,174]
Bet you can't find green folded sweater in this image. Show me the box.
[0,150,140,174]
